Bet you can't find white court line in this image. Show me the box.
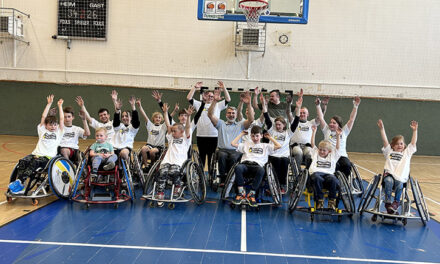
[355,164,440,206]
[0,239,438,264]
[241,208,246,252]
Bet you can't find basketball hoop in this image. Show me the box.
[239,0,269,28]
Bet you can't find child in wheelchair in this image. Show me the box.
[89,128,118,181]
[377,119,418,214]
[309,125,341,210]
[230,126,281,207]
[9,95,64,195]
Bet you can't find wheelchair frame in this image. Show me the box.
[358,174,430,226]
[5,155,77,206]
[142,147,206,210]
[288,170,355,222]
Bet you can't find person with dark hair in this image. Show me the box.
[76,95,115,143]
[231,125,281,207]
[252,87,294,120]
[315,96,361,178]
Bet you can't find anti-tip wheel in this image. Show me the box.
[32,199,39,206]
[168,203,175,210]
[371,214,377,222]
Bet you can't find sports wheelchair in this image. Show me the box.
[288,170,355,222]
[142,148,206,209]
[358,174,429,226]
[6,155,77,205]
[70,148,135,208]
[208,149,243,192]
[221,161,282,210]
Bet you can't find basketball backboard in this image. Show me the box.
[197,0,308,24]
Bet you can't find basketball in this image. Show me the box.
[207,2,215,9]
[218,3,226,10]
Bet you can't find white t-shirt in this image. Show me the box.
[382,143,416,183]
[309,146,341,175]
[32,124,64,158]
[242,119,264,142]
[290,119,318,145]
[113,124,139,149]
[237,141,275,167]
[322,124,350,157]
[146,120,167,147]
[89,118,114,144]
[192,99,227,137]
[59,125,86,149]
[162,133,192,167]
[268,127,293,158]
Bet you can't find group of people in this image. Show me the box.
[8,82,418,214]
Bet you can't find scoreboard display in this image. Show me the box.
[57,0,107,40]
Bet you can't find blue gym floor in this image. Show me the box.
[1,189,440,264]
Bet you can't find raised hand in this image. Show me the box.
[173,103,180,112]
[75,96,84,107]
[129,95,136,107]
[162,103,169,113]
[410,120,418,131]
[311,125,317,132]
[47,94,54,104]
[57,98,64,107]
[377,119,384,129]
[152,90,162,102]
[315,97,321,105]
[241,91,251,104]
[48,107,57,116]
[185,105,195,116]
[298,88,304,98]
[295,96,303,109]
[115,98,123,110]
[111,90,118,101]
[214,89,223,101]
[286,95,292,104]
[321,96,330,106]
[254,87,260,95]
[353,96,361,107]
[195,81,203,89]
[136,98,142,106]
[217,81,225,90]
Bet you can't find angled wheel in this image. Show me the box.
[208,151,217,190]
[288,169,308,212]
[350,163,364,195]
[358,175,381,213]
[122,159,135,201]
[221,163,239,200]
[336,171,355,213]
[287,157,299,193]
[144,159,160,197]
[265,163,281,205]
[410,177,430,225]
[186,161,206,205]
[132,151,146,188]
[70,157,87,199]
[48,156,76,199]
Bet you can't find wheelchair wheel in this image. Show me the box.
[71,157,87,198]
[121,159,135,201]
[288,169,308,212]
[336,171,355,213]
[221,163,239,200]
[350,163,364,195]
[358,175,381,213]
[265,163,281,205]
[208,151,217,189]
[132,151,146,188]
[48,156,76,199]
[186,161,206,205]
[410,177,430,225]
[144,159,160,196]
[287,157,298,193]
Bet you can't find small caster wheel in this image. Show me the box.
[114,203,119,209]
[6,197,12,203]
[402,218,407,226]
[371,214,377,222]
[32,199,39,206]
[168,203,175,210]
[230,203,236,209]
[157,202,164,208]
[85,203,90,209]
[149,201,156,208]
[121,190,126,195]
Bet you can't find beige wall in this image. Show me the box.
[1,0,440,100]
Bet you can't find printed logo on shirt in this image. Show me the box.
[298,126,310,132]
[63,132,75,138]
[275,135,285,142]
[43,133,57,140]
[96,147,109,154]
[316,161,331,168]
[173,138,183,144]
[248,147,263,154]
[118,127,130,134]
[150,130,160,136]
[105,125,113,131]
[389,153,403,161]
[329,133,342,140]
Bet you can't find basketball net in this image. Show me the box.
[239,0,269,28]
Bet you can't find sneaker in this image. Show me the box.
[155,192,164,200]
[8,179,25,194]
[247,193,258,207]
[103,162,115,171]
[173,185,182,198]
[328,199,337,211]
[213,177,221,185]
[392,201,400,212]
[316,199,324,210]
[234,193,246,205]
[385,203,395,214]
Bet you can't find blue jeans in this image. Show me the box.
[234,162,265,191]
[311,172,339,199]
[383,175,403,203]
[91,154,118,172]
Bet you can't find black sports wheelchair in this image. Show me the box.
[70,147,136,208]
[142,147,206,210]
[6,152,82,205]
[220,161,282,210]
[358,173,429,226]
[288,169,356,222]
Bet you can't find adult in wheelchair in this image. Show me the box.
[142,147,206,209]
